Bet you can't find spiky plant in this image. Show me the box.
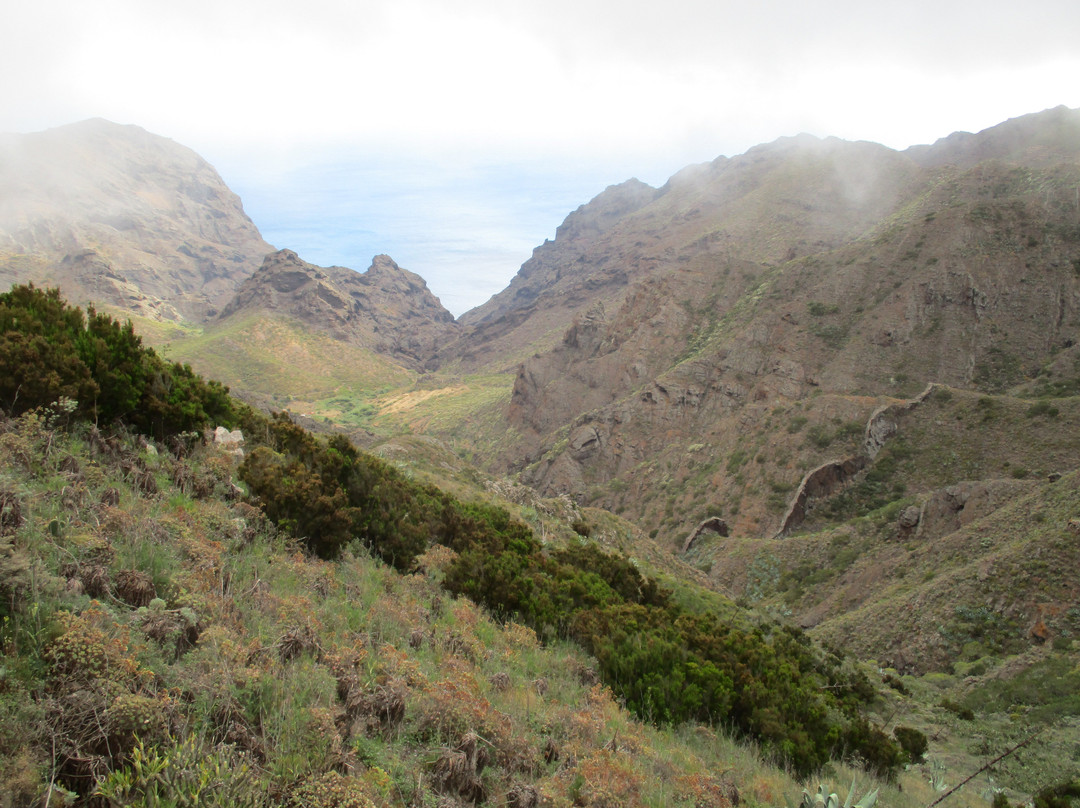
[798,778,879,808]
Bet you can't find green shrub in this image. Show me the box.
[95,735,263,808]
[939,698,975,720]
[1033,778,1080,808]
[0,284,238,439]
[571,519,592,538]
[893,725,928,763]
[1026,400,1060,419]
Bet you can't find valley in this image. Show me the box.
[2,106,1079,806]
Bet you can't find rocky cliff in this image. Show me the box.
[219,249,458,371]
[0,118,272,321]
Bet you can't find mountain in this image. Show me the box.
[4,107,1080,674]
[436,106,1080,541]
[3,109,1080,804]
[0,118,272,321]
[0,119,462,425]
[220,248,457,371]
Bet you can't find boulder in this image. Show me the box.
[213,426,245,462]
[898,505,922,530]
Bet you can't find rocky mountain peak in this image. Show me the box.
[219,249,457,369]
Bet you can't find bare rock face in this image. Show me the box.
[897,505,922,530]
[914,479,1035,541]
[682,517,729,553]
[218,249,458,370]
[0,118,272,321]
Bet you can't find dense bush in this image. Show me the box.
[0,284,237,438]
[1033,779,1080,808]
[443,529,897,779]
[240,414,434,565]
[893,725,928,764]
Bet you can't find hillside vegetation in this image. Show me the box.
[4,107,1080,808]
[0,285,947,806]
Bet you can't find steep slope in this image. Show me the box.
[682,386,1080,672]
[473,107,1080,541]
[441,136,920,372]
[0,118,272,321]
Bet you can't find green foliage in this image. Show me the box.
[809,322,850,349]
[836,716,902,779]
[939,605,1023,658]
[939,698,975,720]
[1033,778,1080,808]
[817,442,911,521]
[808,302,841,317]
[0,284,238,439]
[1029,375,1080,399]
[443,522,896,778]
[962,656,1080,722]
[893,726,928,764]
[240,415,433,564]
[1026,400,1060,419]
[974,347,1024,393]
[799,780,879,808]
[727,449,749,474]
[287,771,375,808]
[96,735,263,808]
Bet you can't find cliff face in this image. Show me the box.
[0,118,272,321]
[479,107,1080,538]
[219,249,458,371]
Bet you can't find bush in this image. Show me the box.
[893,725,928,763]
[0,285,238,439]
[96,735,264,808]
[1026,400,1060,419]
[1033,779,1080,808]
[939,698,975,720]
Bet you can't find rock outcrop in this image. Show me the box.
[218,249,458,370]
[774,384,938,537]
[682,517,729,553]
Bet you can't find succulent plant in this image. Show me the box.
[798,778,879,808]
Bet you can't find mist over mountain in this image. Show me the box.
[0,118,273,321]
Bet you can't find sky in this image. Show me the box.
[3,0,1080,316]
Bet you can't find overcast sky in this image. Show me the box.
[4,0,1079,315]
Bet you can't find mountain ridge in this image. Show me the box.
[219,248,457,371]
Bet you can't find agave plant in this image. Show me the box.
[797,778,879,808]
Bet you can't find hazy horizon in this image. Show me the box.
[4,0,1079,315]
